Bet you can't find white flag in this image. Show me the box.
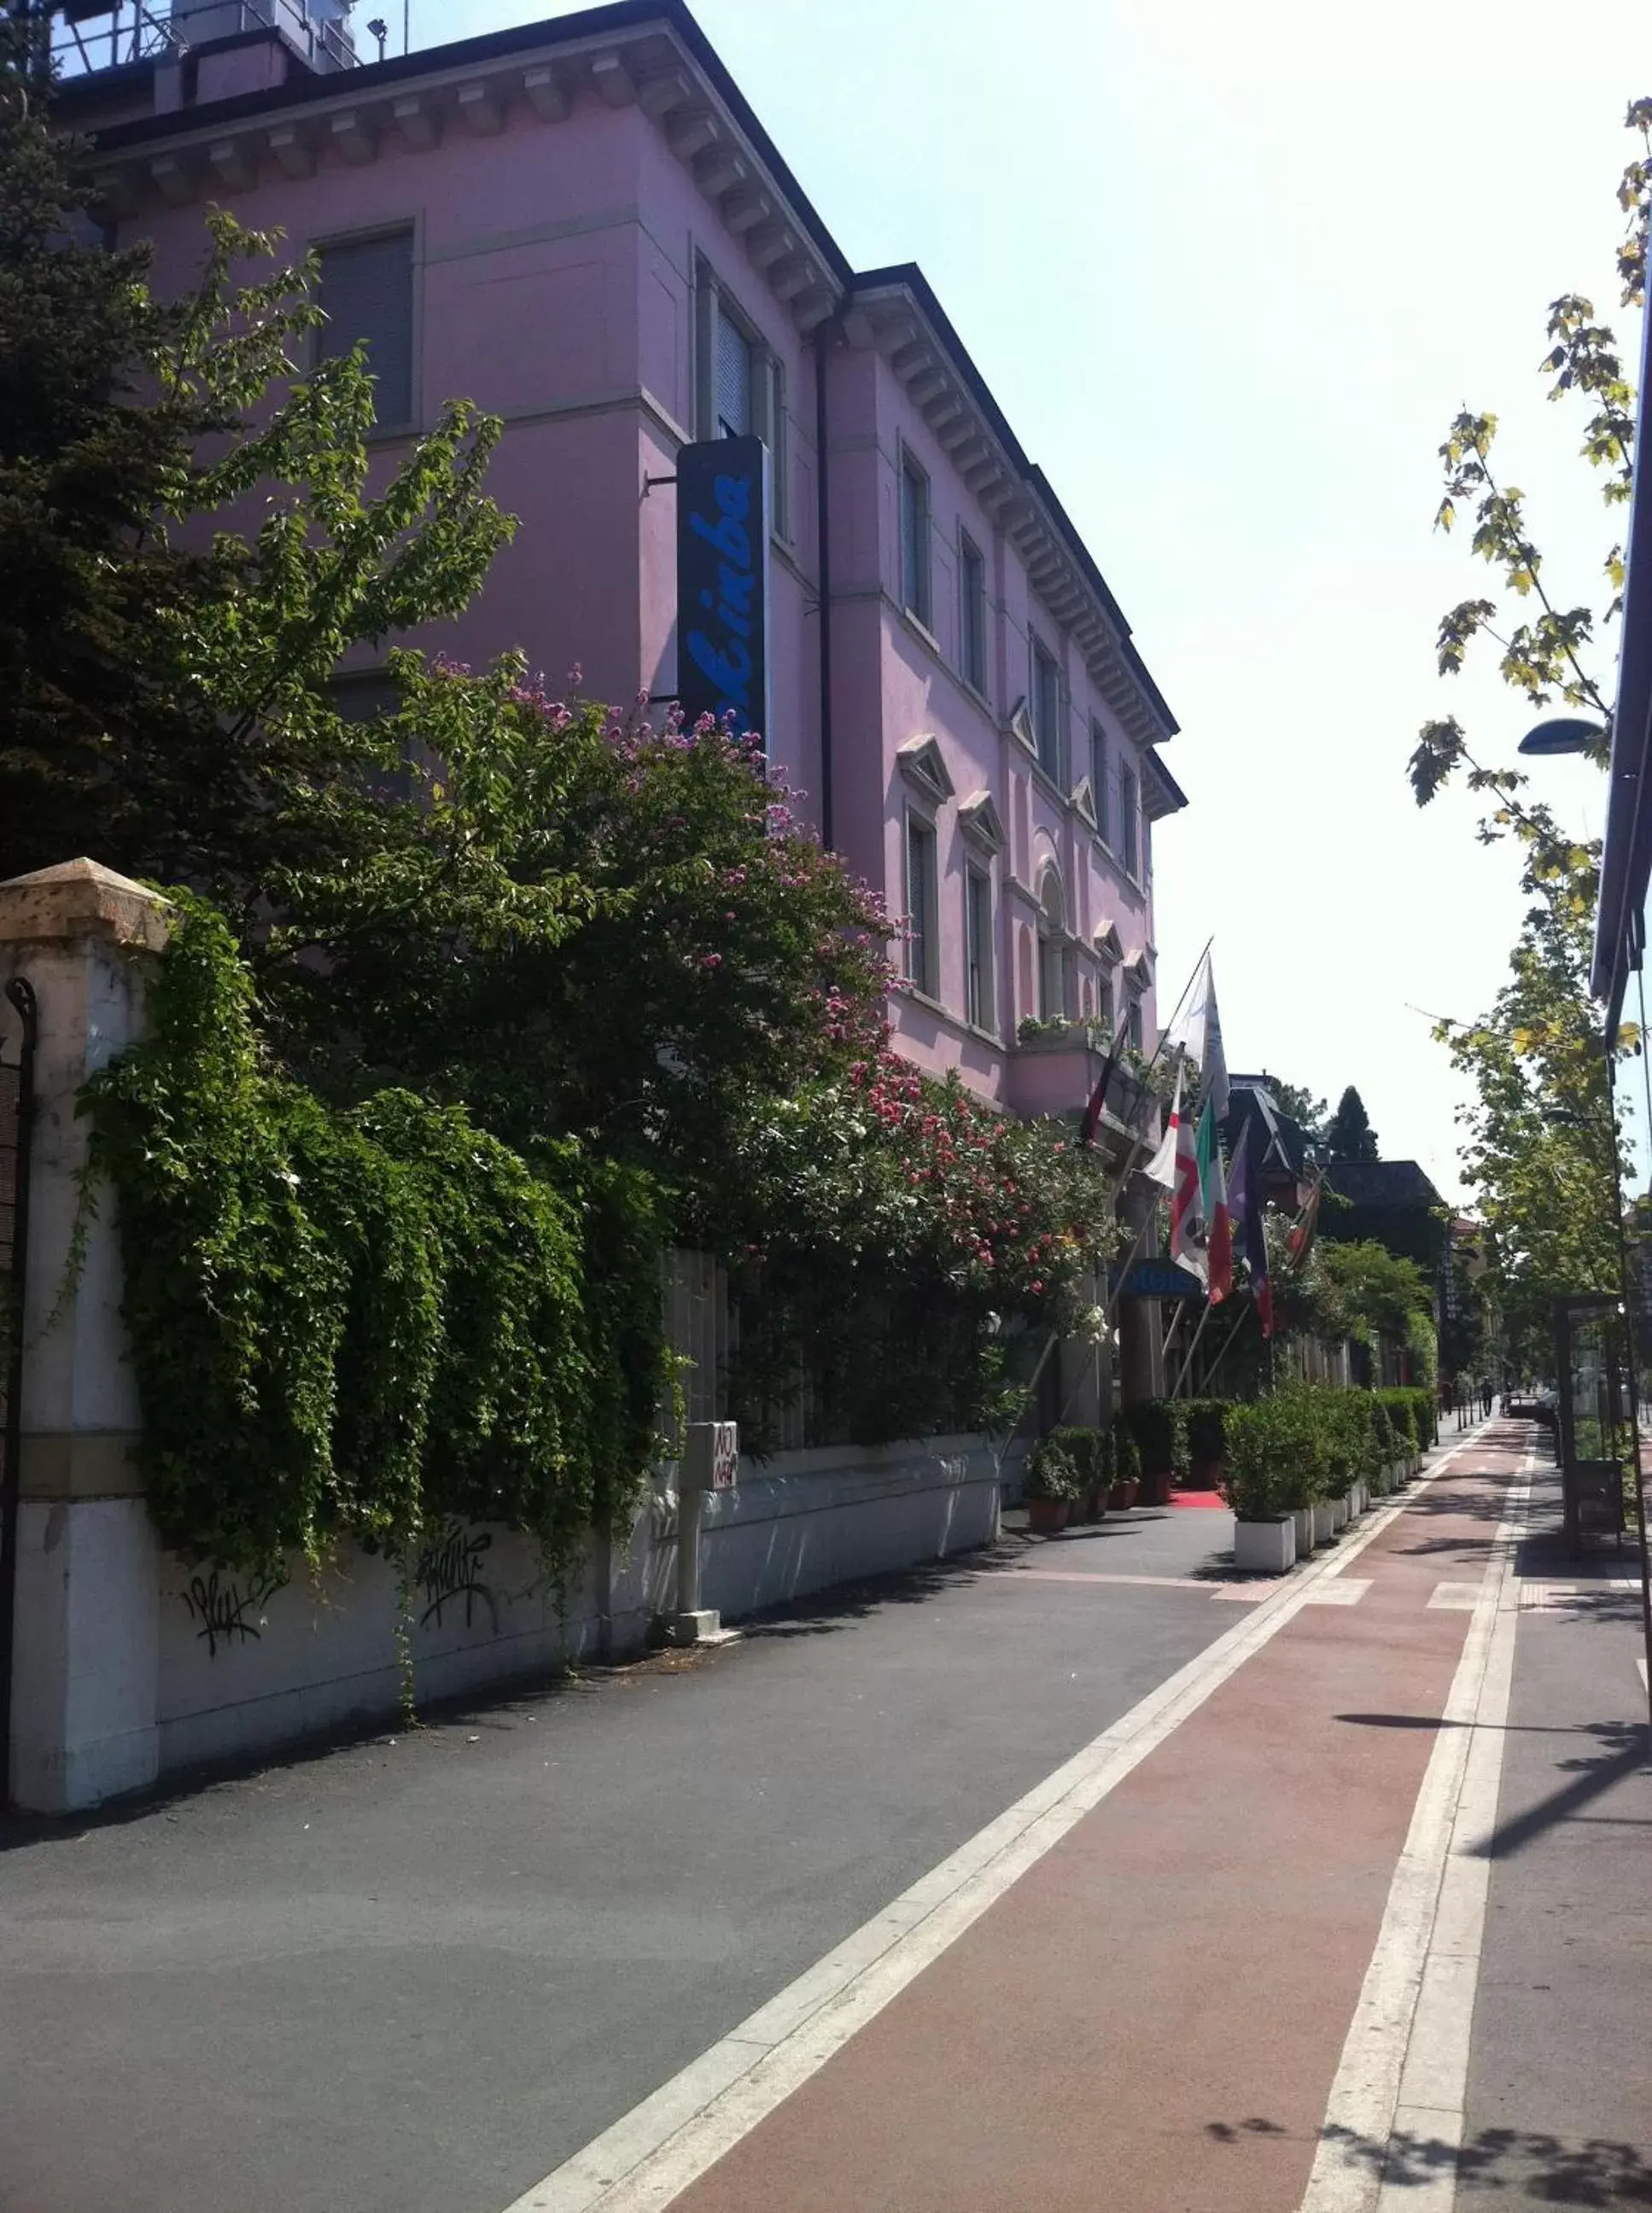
[1166,951,1229,1118]
[1143,1063,1182,1189]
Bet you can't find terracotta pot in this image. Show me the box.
[1026,1496,1071,1534]
[1107,1478,1141,1512]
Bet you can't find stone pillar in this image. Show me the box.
[1054,1267,1106,1429]
[1117,1181,1165,1404]
[1,861,171,1813]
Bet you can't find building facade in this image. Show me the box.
[60,0,1185,1124]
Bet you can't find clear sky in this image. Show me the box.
[423,0,1644,1200]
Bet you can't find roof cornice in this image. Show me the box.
[844,264,1177,748]
[83,1,849,330]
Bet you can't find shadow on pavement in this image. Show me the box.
[1300,2119,1652,2204]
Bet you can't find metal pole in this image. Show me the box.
[1170,1299,1217,1399]
[0,978,38,1811]
[1603,1051,1652,1734]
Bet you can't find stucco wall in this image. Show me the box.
[153,1438,1002,1782]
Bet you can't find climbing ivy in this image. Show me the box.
[81,895,668,1583]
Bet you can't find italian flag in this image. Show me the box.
[1196,1095,1233,1304]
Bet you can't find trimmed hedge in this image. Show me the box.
[1224,1386,1431,1521]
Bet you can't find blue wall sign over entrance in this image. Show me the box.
[676,434,771,748]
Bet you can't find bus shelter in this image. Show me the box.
[1550,1293,1631,1550]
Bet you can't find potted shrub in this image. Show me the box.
[1107,1419,1142,1511]
[1051,1427,1104,1521]
[1184,1399,1229,1491]
[1024,1434,1083,1533]
[1122,1399,1180,1508]
[1223,1399,1297,1573]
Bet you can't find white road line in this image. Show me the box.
[1298,1446,1530,2213]
[501,1425,1497,2213]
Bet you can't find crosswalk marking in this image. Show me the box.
[1427,1581,1481,1610]
[1300,1578,1371,1607]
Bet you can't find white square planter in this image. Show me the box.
[1330,1494,1350,1532]
[1312,1501,1337,1546]
[1235,1516,1296,1574]
[1292,1505,1316,1557]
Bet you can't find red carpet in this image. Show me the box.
[1170,1490,1229,1510]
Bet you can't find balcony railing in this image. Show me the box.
[53,0,357,76]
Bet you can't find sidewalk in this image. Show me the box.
[1458,1452,1652,2207]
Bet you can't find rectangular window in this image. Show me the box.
[317,230,415,430]
[1096,969,1114,1035]
[1127,995,1144,1053]
[1090,721,1111,845]
[1118,761,1140,879]
[716,306,754,438]
[906,815,937,996]
[960,534,987,694]
[1037,926,1064,1021]
[332,670,412,803]
[900,453,931,628]
[965,867,994,1030]
[1031,635,1061,783]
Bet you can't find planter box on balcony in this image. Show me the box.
[1234,1516,1295,1574]
[1006,1027,1157,1140]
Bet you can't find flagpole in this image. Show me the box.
[1205,1294,1261,1386]
[1170,1299,1220,1398]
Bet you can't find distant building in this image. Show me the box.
[1224,1074,1317,1216]
[1321,1159,1449,1275]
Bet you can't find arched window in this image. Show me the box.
[1036,867,1068,1020]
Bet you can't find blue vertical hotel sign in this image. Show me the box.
[676,434,771,750]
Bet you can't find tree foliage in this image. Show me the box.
[1406,95,1649,1365]
[82,896,669,1581]
[0,38,511,897]
[1324,1085,1380,1162]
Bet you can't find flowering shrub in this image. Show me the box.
[718,1050,1119,1448]
[264,657,892,1212]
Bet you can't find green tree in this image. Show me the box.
[1325,1085,1380,1162]
[0,37,509,902]
[1406,96,1649,1352]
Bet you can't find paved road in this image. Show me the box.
[0,1503,1241,2213]
[14,1426,1636,2213]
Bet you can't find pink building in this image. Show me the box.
[62,0,1186,1122]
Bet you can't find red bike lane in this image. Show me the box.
[663,1428,1522,2213]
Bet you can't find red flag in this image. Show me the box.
[1286,1175,1322,1267]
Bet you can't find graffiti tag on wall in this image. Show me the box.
[415,1522,497,1632]
[180,1569,283,1657]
